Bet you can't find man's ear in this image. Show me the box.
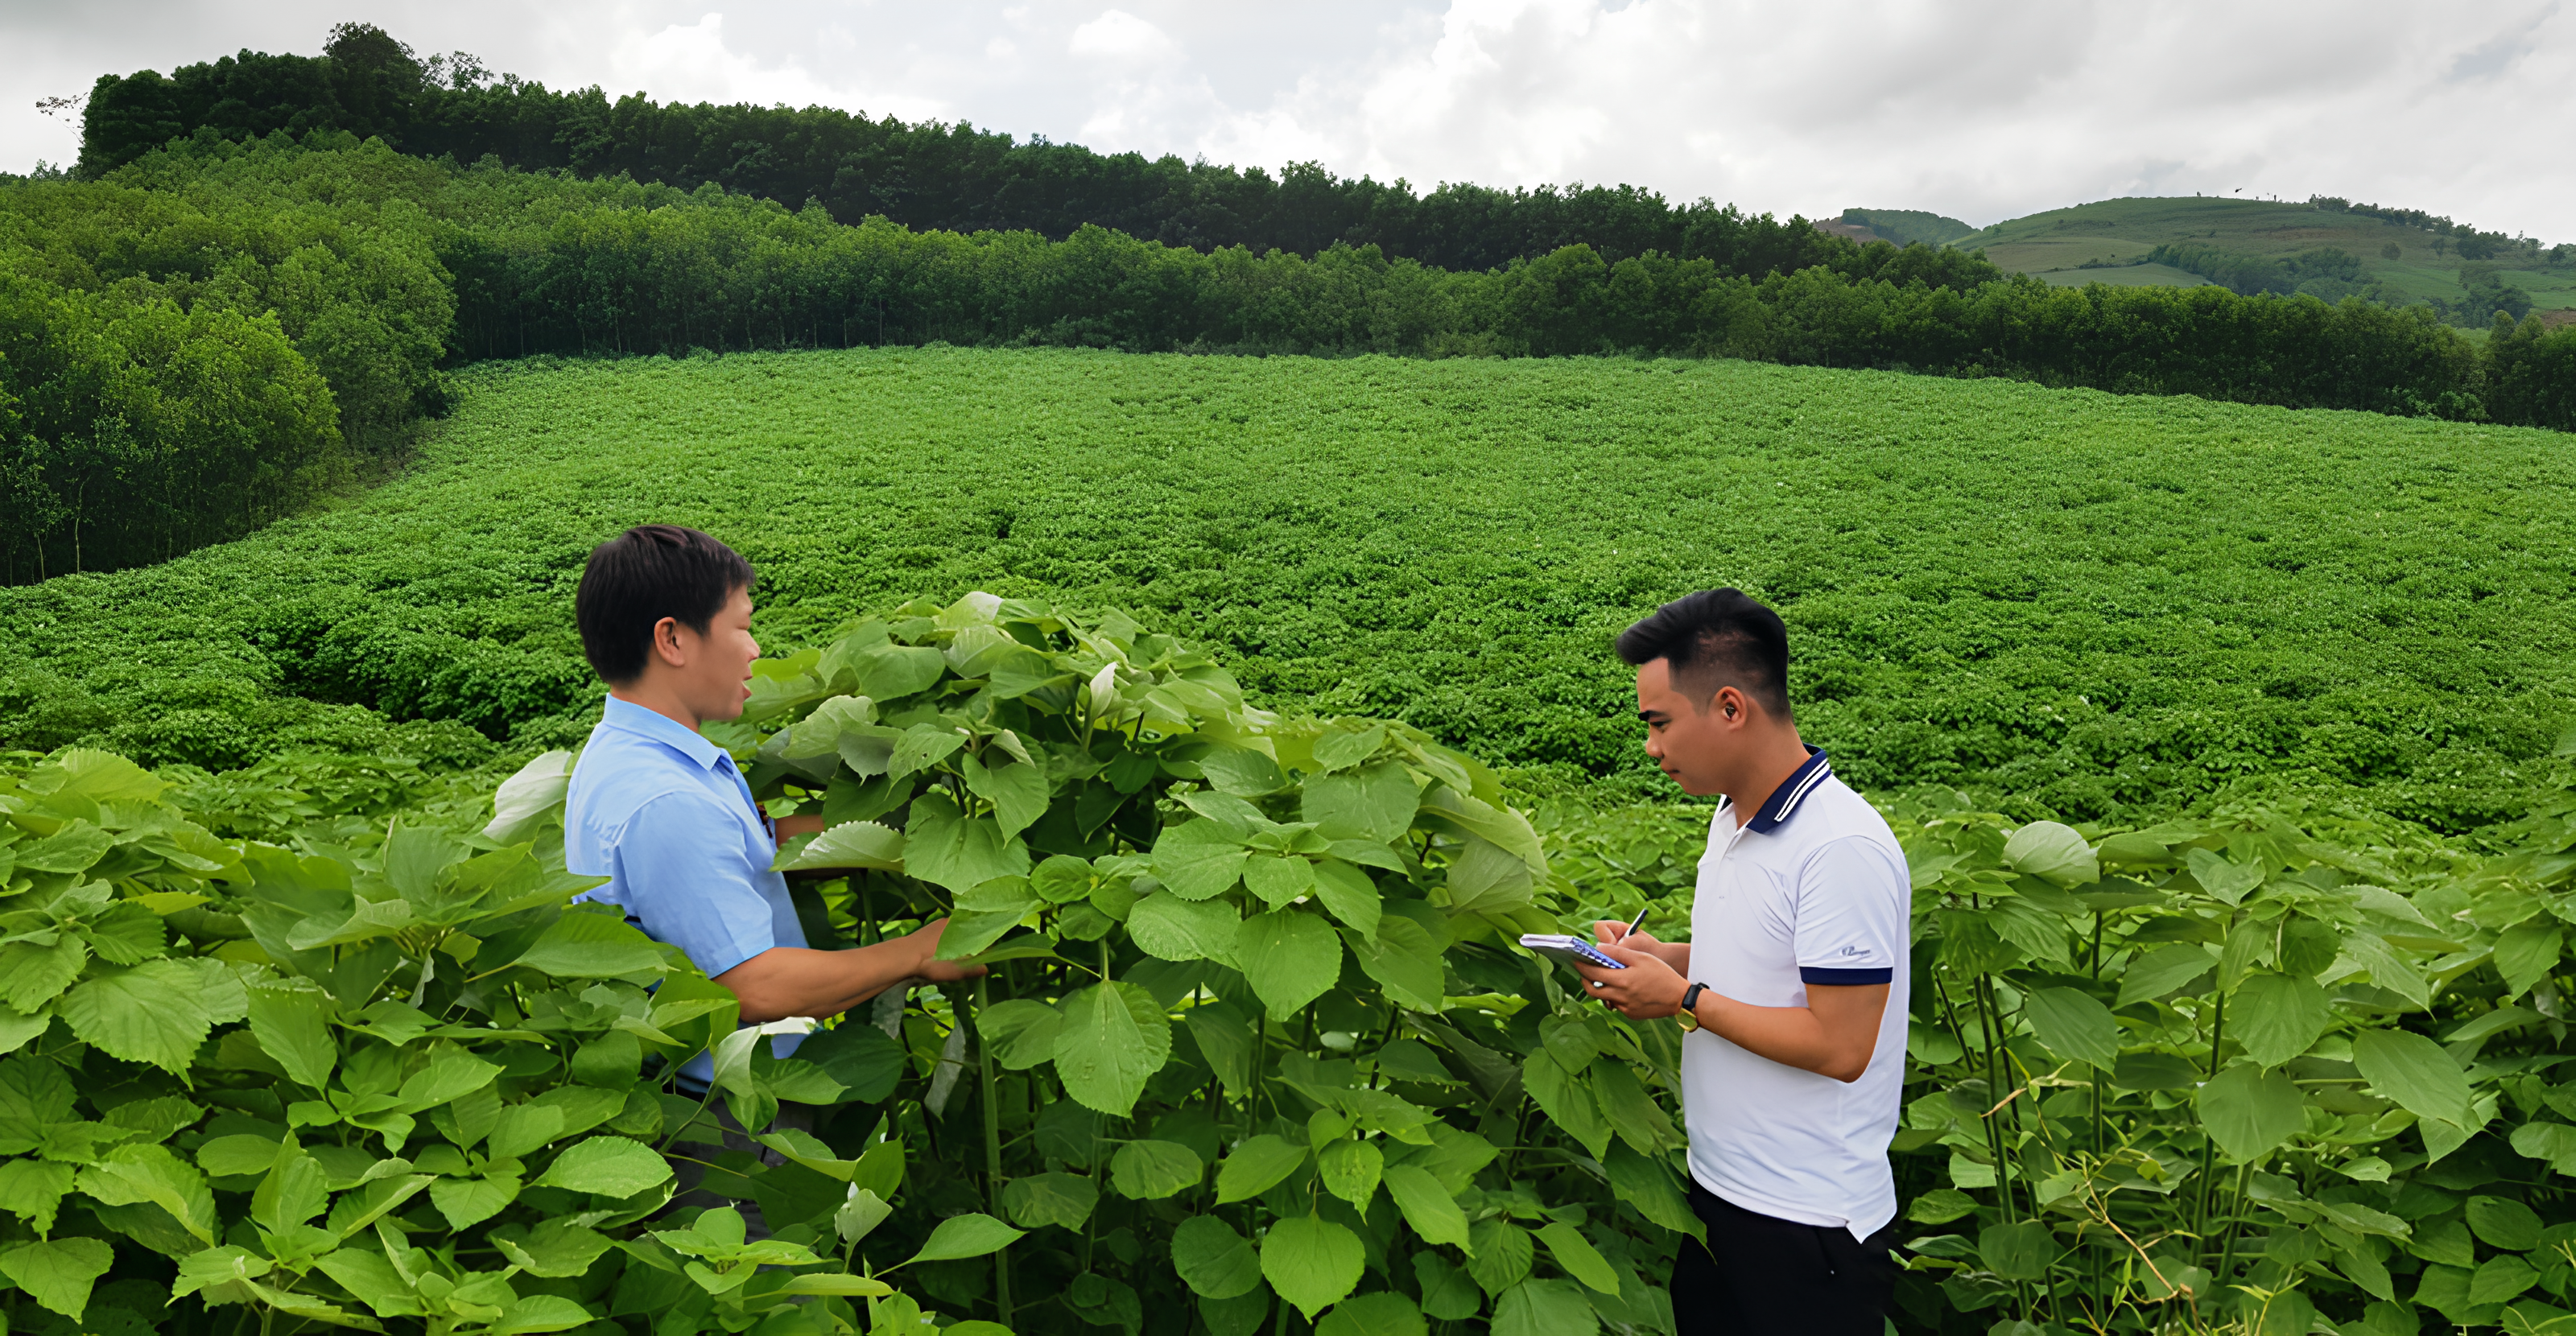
[650,616,687,669]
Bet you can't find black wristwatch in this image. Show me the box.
[1675,982,1708,1032]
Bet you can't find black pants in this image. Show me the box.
[1670,1182,1898,1336]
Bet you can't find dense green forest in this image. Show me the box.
[72,23,1843,276]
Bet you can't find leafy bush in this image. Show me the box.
[7,595,2576,1334]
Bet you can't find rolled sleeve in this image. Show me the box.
[1793,836,1909,987]
[608,790,787,979]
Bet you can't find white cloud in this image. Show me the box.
[2,0,2569,239]
[1067,9,1183,64]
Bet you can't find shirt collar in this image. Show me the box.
[599,696,730,772]
[1725,745,1831,835]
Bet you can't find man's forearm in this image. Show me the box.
[716,940,927,1023]
[1692,983,1889,1083]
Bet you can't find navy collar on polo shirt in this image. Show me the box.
[1720,745,1831,835]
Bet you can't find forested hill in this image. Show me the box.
[74,23,1856,276]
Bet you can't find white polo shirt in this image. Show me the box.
[1682,747,1911,1240]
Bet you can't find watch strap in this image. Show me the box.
[1676,982,1707,1029]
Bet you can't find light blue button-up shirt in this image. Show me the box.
[565,696,807,1084]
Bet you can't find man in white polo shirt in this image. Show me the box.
[1574,588,1909,1335]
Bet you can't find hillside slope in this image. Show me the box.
[1953,196,2576,308]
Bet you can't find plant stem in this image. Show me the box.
[2194,991,2227,1258]
[975,977,1012,1325]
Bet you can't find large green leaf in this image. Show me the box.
[1534,1221,1620,1295]
[1492,1278,1594,1336]
[2185,847,2265,905]
[1236,911,1342,1016]
[1187,1002,1256,1097]
[847,642,947,702]
[1051,982,1172,1115]
[60,959,216,1074]
[1244,853,1319,909]
[1520,1054,1609,1159]
[1318,1292,1426,1336]
[1308,860,1381,938]
[0,1235,115,1321]
[2195,1064,2306,1162]
[777,820,906,872]
[1199,747,1287,797]
[1153,820,1251,901]
[937,877,1039,959]
[1300,765,1418,843]
[430,1172,522,1229]
[2467,1195,2543,1251]
[2116,944,2218,1007]
[0,939,84,1012]
[902,1213,1024,1264]
[1262,1214,1366,1320]
[1215,1135,1310,1205]
[964,750,1050,839]
[1110,1140,1203,1199]
[905,793,1034,895]
[1381,1164,1472,1249]
[976,999,1067,1070]
[1311,724,1388,773]
[2495,919,2562,998]
[2004,821,2099,887]
[1172,1215,1264,1299]
[75,1144,217,1243]
[245,981,336,1091]
[1129,893,1242,965]
[1978,1220,2061,1281]
[1602,1142,1700,1240]
[887,723,969,781]
[2233,971,2334,1067]
[1467,1218,1536,1295]
[511,910,665,978]
[1318,1138,1383,1210]
[0,1159,74,1234]
[533,1136,672,1197]
[1588,1058,1675,1155]
[398,1045,505,1113]
[1347,915,1444,1012]
[2023,987,2120,1070]
[1002,1173,1098,1231]
[2352,1029,2476,1129]
[14,822,114,874]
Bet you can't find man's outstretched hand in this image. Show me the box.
[902,917,989,985]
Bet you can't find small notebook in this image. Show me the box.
[1518,934,1627,970]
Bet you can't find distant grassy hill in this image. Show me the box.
[1839,208,1979,249]
[1938,196,2574,314]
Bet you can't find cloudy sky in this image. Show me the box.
[5,0,2570,237]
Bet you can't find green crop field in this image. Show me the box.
[13,347,2576,1336]
[8,347,2571,830]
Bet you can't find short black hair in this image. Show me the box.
[1614,588,1792,718]
[575,526,755,684]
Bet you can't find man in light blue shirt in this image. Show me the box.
[563,524,976,1091]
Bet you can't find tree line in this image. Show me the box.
[6,130,2574,586]
[74,23,1850,278]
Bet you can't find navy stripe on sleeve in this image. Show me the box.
[1799,966,1894,986]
